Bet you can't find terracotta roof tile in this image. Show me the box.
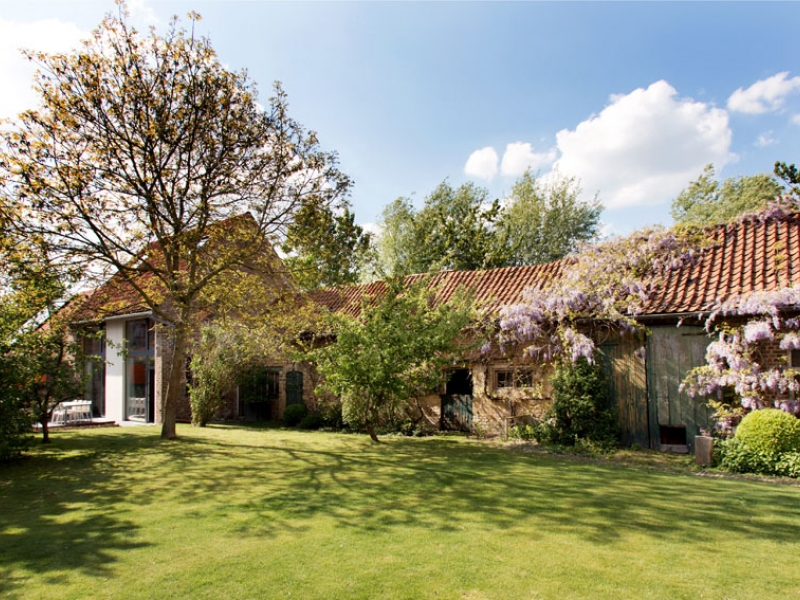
[309,262,562,318]
[642,212,800,315]
[314,212,800,320]
[73,210,800,325]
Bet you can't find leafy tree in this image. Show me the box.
[309,278,476,442]
[282,205,371,290]
[188,294,323,426]
[371,197,427,278]
[775,160,800,198]
[1,5,350,439]
[373,182,501,277]
[671,164,782,227]
[373,173,601,277]
[494,170,602,266]
[0,231,88,449]
[417,181,502,272]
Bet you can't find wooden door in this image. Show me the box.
[646,327,714,451]
[598,339,649,447]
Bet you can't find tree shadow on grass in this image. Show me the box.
[129,428,800,549]
[181,432,800,548]
[0,433,160,599]
[5,426,800,599]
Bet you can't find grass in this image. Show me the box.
[2,426,800,600]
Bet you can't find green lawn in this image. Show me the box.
[2,426,799,600]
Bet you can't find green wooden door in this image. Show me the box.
[441,369,473,431]
[441,394,473,431]
[286,371,303,407]
[646,327,714,451]
[598,338,649,448]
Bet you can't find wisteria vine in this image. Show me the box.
[497,199,800,428]
[497,226,702,363]
[680,287,800,419]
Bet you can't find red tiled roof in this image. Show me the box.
[645,212,800,315]
[309,262,562,317]
[313,211,800,319]
[67,271,160,322]
[71,210,800,324]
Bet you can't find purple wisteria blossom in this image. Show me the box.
[779,331,800,350]
[563,328,595,363]
[743,320,774,343]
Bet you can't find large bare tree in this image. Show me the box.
[0,4,351,439]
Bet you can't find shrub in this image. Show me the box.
[508,423,538,442]
[717,437,776,474]
[717,410,800,477]
[299,413,324,430]
[0,396,32,461]
[315,398,344,430]
[283,404,308,427]
[735,408,800,455]
[541,358,619,448]
[775,451,800,478]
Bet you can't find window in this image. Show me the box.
[80,326,105,417]
[126,319,152,352]
[125,318,154,422]
[495,368,535,390]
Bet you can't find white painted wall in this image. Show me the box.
[104,319,126,423]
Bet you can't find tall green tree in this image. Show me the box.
[374,181,502,277]
[494,170,602,266]
[309,278,476,442]
[372,197,427,278]
[0,5,351,439]
[0,229,88,450]
[373,173,601,277]
[671,164,782,227]
[282,205,371,290]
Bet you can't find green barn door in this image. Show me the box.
[598,338,649,448]
[646,327,714,451]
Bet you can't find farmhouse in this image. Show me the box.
[68,209,800,451]
[313,209,800,451]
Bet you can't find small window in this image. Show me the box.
[126,319,151,352]
[495,368,535,390]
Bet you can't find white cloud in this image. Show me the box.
[756,131,777,147]
[464,146,499,181]
[500,142,557,177]
[128,0,160,25]
[552,80,734,209]
[727,72,800,114]
[792,114,800,126]
[0,18,87,121]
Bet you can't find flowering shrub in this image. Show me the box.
[680,288,800,419]
[497,201,800,436]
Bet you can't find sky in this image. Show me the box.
[1,1,800,237]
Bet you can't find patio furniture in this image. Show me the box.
[50,400,93,425]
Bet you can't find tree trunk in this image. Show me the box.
[161,324,189,440]
[366,403,380,443]
[366,421,380,443]
[39,415,50,444]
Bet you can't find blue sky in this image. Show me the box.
[2,1,800,236]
